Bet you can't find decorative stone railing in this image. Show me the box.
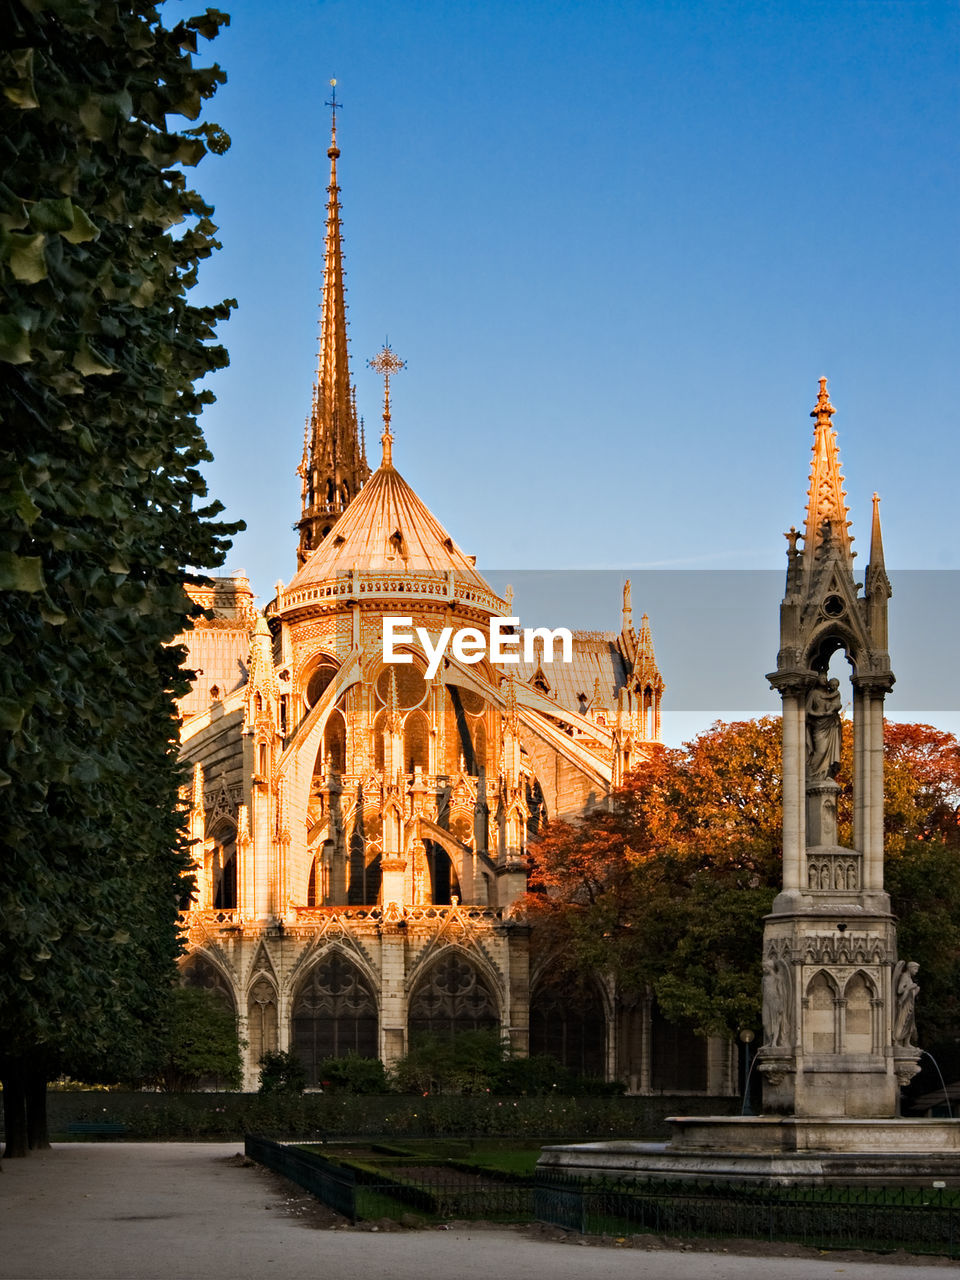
[311,771,501,803]
[273,570,506,618]
[291,903,501,926]
[179,908,241,927]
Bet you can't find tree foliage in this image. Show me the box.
[389,1031,622,1096]
[526,718,960,1047]
[0,0,238,1151]
[258,1049,307,1097]
[154,987,242,1092]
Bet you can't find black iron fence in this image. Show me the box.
[245,1136,533,1222]
[534,1169,960,1257]
[245,1134,358,1218]
[245,1136,960,1257]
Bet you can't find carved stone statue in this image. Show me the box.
[762,956,793,1049]
[892,960,920,1047]
[806,673,843,781]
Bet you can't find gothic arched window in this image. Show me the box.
[425,842,461,906]
[804,971,838,1055]
[530,976,605,1077]
[247,978,278,1069]
[650,1001,707,1092]
[292,952,378,1085]
[304,657,339,710]
[181,953,236,1013]
[323,709,346,775]
[403,710,429,772]
[211,829,237,911]
[408,952,498,1039]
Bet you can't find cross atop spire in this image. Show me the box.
[369,343,406,467]
[296,81,370,568]
[803,376,853,562]
[326,78,341,151]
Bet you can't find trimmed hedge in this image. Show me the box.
[31,1091,739,1142]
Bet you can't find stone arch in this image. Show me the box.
[291,949,379,1085]
[650,998,707,1091]
[277,651,363,906]
[205,817,237,912]
[408,947,500,1039]
[423,839,462,906]
[247,975,278,1070]
[181,950,237,1013]
[526,776,546,836]
[803,969,839,1055]
[345,808,382,906]
[403,709,429,772]
[300,652,341,709]
[842,969,877,1055]
[319,707,346,775]
[529,970,606,1076]
[802,619,865,681]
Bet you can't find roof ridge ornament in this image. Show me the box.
[368,341,406,467]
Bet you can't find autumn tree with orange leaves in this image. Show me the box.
[526,718,960,1049]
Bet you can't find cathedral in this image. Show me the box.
[174,105,735,1096]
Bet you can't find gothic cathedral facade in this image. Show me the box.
[174,110,735,1096]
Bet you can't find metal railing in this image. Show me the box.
[245,1135,960,1255]
[533,1169,960,1256]
[245,1136,532,1222]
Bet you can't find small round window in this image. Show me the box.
[456,687,485,716]
[822,594,845,618]
[376,664,428,709]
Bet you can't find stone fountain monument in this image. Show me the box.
[540,380,960,1183]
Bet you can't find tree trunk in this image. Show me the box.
[26,1073,50,1150]
[1,1063,29,1158]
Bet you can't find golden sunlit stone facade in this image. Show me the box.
[174,108,733,1095]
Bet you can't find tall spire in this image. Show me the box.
[297,80,370,568]
[865,491,891,607]
[869,492,886,571]
[803,377,853,562]
[634,613,661,688]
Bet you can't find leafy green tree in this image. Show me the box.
[155,987,242,1092]
[526,718,960,1047]
[0,0,238,1155]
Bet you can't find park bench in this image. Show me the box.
[64,1121,128,1138]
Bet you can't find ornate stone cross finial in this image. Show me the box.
[368,342,406,466]
[811,376,835,425]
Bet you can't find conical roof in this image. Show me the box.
[286,459,491,590]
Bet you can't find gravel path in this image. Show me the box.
[0,1143,954,1280]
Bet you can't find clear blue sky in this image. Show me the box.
[182,0,960,742]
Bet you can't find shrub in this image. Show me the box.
[258,1050,307,1096]
[316,1053,389,1094]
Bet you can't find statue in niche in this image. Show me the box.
[892,959,920,1047]
[806,673,843,781]
[762,956,793,1048]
